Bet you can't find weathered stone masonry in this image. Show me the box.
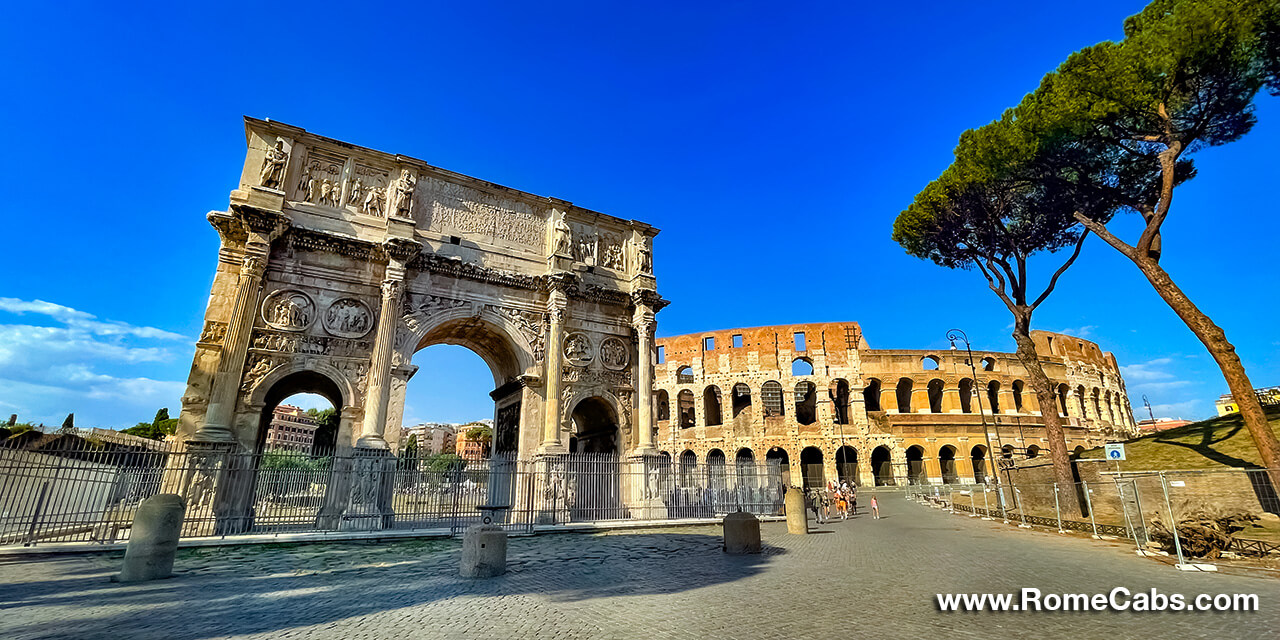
[653,323,1136,487]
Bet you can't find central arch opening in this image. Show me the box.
[569,397,619,454]
[237,370,347,535]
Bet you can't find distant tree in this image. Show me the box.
[425,453,464,474]
[123,421,162,439]
[403,433,419,458]
[59,413,75,433]
[306,408,339,453]
[8,423,37,436]
[153,408,170,425]
[893,114,1108,512]
[1010,0,1280,482]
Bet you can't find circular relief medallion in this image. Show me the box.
[599,336,629,371]
[262,289,316,332]
[323,297,374,338]
[563,332,594,366]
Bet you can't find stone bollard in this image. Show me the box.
[785,486,809,534]
[460,524,507,578]
[723,511,761,554]
[117,493,186,582]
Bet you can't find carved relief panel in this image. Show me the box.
[294,148,348,207]
[262,289,316,332]
[564,333,594,367]
[598,231,625,271]
[349,162,390,217]
[323,297,374,339]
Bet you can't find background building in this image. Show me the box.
[654,324,1137,488]
[264,404,318,452]
[1135,417,1193,434]
[1216,385,1280,416]
[399,423,459,456]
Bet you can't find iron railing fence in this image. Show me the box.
[907,468,1280,564]
[0,446,789,548]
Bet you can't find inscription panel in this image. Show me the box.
[417,176,545,249]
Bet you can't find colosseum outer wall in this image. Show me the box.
[652,323,1136,488]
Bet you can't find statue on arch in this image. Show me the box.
[552,211,573,256]
[391,169,416,218]
[259,137,288,189]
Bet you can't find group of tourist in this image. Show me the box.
[804,481,878,524]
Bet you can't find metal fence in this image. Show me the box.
[0,443,788,548]
[905,468,1280,568]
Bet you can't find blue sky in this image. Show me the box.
[1,1,1276,428]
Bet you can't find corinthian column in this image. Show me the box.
[359,240,420,449]
[539,291,568,453]
[631,300,657,456]
[196,252,268,442]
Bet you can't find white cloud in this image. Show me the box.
[1148,400,1205,421]
[0,299,188,427]
[1051,325,1096,338]
[0,298,186,341]
[1120,357,1176,383]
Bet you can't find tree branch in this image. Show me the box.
[1030,229,1091,310]
[1074,212,1137,260]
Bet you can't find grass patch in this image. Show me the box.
[1077,405,1280,470]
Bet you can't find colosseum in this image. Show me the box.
[653,323,1136,489]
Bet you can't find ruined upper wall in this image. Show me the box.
[233,117,658,286]
[656,322,864,376]
[1030,330,1119,370]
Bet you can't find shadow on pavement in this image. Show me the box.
[0,531,785,640]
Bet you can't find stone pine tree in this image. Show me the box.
[893,115,1118,513]
[1015,0,1280,481]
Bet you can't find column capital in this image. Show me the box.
[382,237,423,266]
[230,204,291,245]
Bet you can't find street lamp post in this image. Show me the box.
[947,329,1003,510]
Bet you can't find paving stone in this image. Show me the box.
[1,498,1276,639]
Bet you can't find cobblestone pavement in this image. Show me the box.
[2,495,1278,639]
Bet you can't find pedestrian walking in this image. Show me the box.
[806,487,824,524]
[870,495,880,520]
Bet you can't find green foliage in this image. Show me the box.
[424,453,464,473]
[260,451,326,472]
[306,408,339,452]
[8,422,38,436]
[122,421,164,439]
[403,433,419,457]
[153,408,170,425]
[464,424,492,442]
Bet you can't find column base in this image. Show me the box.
[537,442,568,455]
[355,434,390,450]
[191,422,236,444]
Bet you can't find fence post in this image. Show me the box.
[1159,472,1191,570]
[981,486,993,520]
[968,490,977,517]
[1000,485,1010,525]
[1053,483,1065,534]
[1016,488,1030,528]
[23,481,50,547]
[1082,481,1099,539]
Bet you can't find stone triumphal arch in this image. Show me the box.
[173,118,666,531]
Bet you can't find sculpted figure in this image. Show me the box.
[259,138,287,189]
[391,169,416,218]
[552,211,572,256]
[349,179,362,205]
[638,236,653,273]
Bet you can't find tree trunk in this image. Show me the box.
[1129,255,1280,490]
[1011,313,1081,514]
